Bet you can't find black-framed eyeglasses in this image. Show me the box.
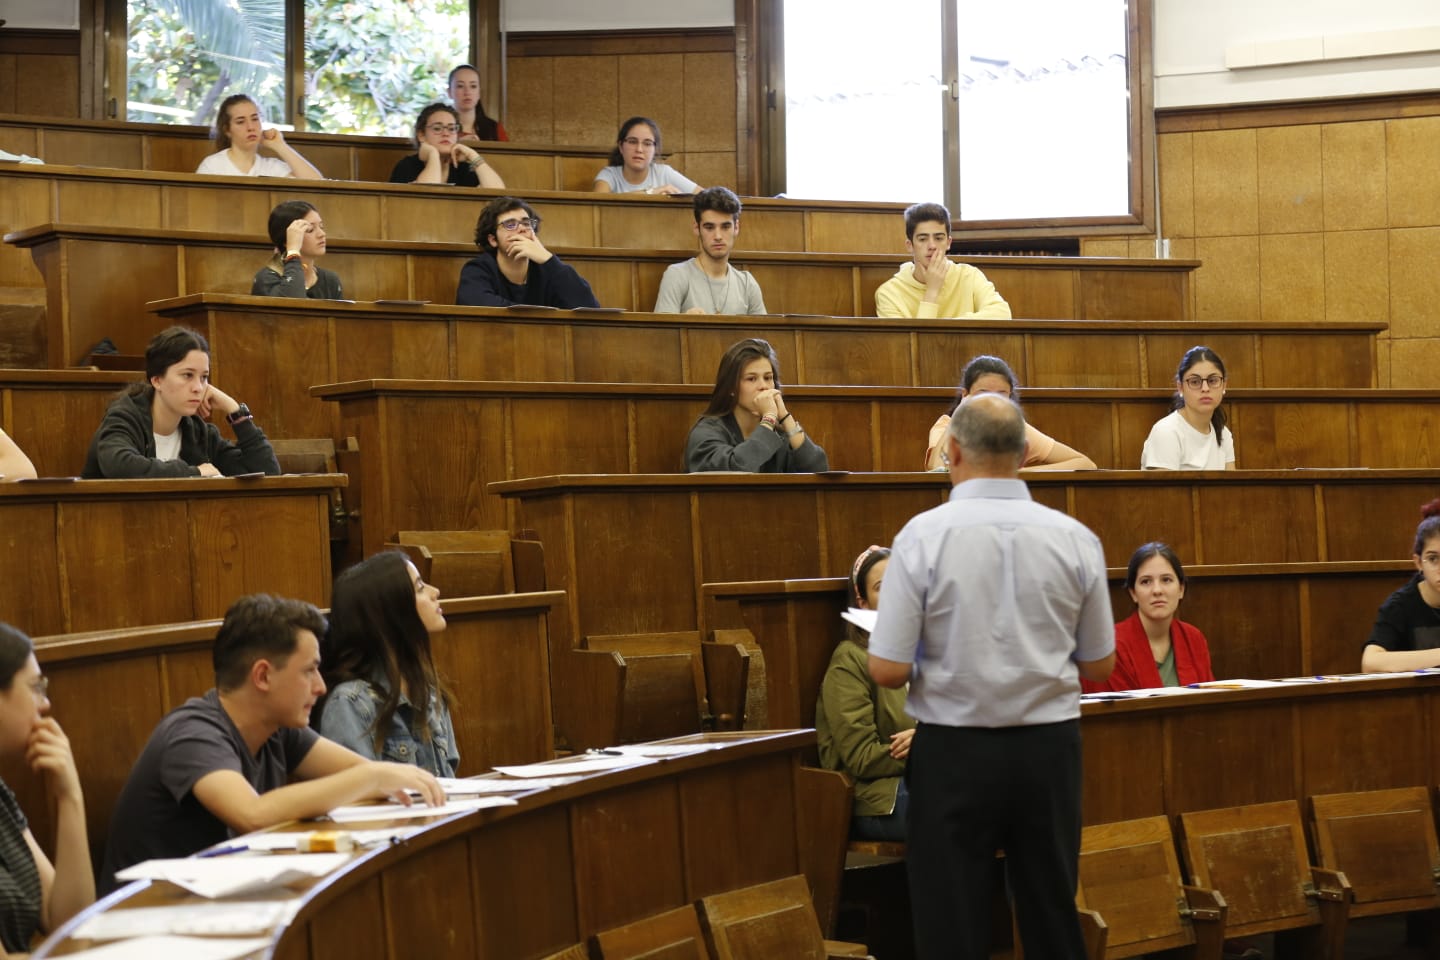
[426,123,461,134]
[1182,375,1226,390]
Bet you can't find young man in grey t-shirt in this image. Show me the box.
[654,187,766,316]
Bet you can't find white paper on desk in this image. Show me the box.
[240,826,422,851]
[326,795,516,823]
[492,755,658,778]
[841,607,878,633]
[606,743,723,758]
[55,934,273,960]
[1189,678,1295,690]
[437,775,582,795]
[115,853,349,899]
[74,899,299,939]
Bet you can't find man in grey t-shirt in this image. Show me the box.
[654,187,766,316]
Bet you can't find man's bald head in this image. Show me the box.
[946,393,1026,473]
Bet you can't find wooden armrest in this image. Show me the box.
[823,940,872,959]
[1181,884,1227,922]
[1310,866,1353,903]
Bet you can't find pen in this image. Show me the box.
[197,843,249,858]
[585,748,624,757]
[1186,682,1247,689]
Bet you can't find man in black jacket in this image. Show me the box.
[454,196,600,308]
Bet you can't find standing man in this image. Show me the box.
[874,201,1011,319]
[654,187,767,315]
[867,393,1114,959]
[101,594,444,892]
[456,196,600,308]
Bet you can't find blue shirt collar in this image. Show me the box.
[948,476,1032,501]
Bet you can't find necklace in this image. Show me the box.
[702,263,732,314]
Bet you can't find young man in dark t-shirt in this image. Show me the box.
[100,594,444,892]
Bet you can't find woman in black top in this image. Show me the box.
[82,326,280,479]
[390,103,505,189]
[1363,498,1440,672]
[252,200,343,299]
[0,623,94,953]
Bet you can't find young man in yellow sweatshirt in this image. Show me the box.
[874,202,1012,320]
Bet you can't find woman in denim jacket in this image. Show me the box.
[315,552,459,777]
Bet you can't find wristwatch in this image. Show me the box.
[226,403,253,425]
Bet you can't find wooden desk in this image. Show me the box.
[0,476,341,634]
[1,592,561,880]
[0,112,611,187]
[34,730,845,960]
[309,380,1438,556]
[702,564,1411,732]
[8,222,1199,364]
[491,470,1439,642]
[0,368,135,477]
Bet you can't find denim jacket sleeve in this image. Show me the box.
[317,680,382,760]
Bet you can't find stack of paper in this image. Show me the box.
[115,853,350,899]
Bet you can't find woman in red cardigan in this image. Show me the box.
[1083,542,1215,692]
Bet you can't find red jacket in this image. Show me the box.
[1082,611,1215,693]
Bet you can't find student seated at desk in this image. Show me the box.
[315,552,459,777]
[252,200,343,300]
[0,623,94,953]
[82,326,281,479]
[1362,499,1440,673]
[0,428,37,481]
[1141,345,1235,471]
[99,594,444,893]
[388,103,505,189]
[874,202,1010,320]
[816,546,915,841]
[447,64,508,143]
[922,355,1096,472]
[455,196,599,309]
[593,117,701,195]
[195,94,323,179]
[1082,542,1215,693]
[684,338,828,473]
[654,187,767,316]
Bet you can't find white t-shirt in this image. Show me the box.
[195,151,294,178]
[153,429,182,462]
[593,162,698,194]
[1141,409,1234,470]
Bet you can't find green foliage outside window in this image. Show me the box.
[127,0,470,138]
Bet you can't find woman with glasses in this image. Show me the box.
[922,355,1096,472]
[1362,499,1440,672]
[390,103,505,189]
[455,196,600,308]
[593,116,701,195]
[1141,345,1235,470]
[0,623,94,954]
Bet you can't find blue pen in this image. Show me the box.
[197,843,249,858]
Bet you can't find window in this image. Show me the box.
[125,0,471,136]
[772,0,1148,230]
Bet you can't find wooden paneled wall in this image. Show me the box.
[0,32,80,118]
[1084,94,1440,388]
[506,29,740,193]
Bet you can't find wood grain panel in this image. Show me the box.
[1299,691,1430,794]
[684,328,799,386]
[1071,482,1195,567]
[0,502,63,636]
[334,315,453,383]
[792,399,871,472]
[1029,334,1143,388]
[1181,576,1303,681]
[797,330,910,387]
[680,753,798,897]
[571,324,684,384]
[454,319,573,382]
[745,263,855,316]
[210,311,335,439]
[913,332,1028,388]
[382,839,477,957]
[305,875,387,960]
[1354,404,1440,468]
[61,242,178,363]
[1079,269,1187,321]
[697,490,823,584]
[1323,482,1439,563]
[572,779,687,931]
[1194,483,1317,564]
[187,495,330,618]
[409,251,466,305]
[60,499,194,630]
[1020,400,1120,471]
[807,213,903,255]
[310,251,411,303]
[598,204,697,251]
[5,383,120,479]
[1082,712,1166,824]
[1165,701,1294,811]
[165,183,272,238]
[573,492,695,636]
[383,194,479,245]
[53,181,160,229]
[634,399,706,473]
[819,488,943,576]
[470,804,580,957]
[980,266,1077,320]
[514,397,632,477]
[1234,401,1349,470]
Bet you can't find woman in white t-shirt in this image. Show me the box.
[194,94,324,180]
[1141,345,1236,470]
[593,117,700,195]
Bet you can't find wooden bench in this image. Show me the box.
[1177,801,1348,957]
[1308,786,1440,942]
[702,561,1416,730]
[1076,816,1225,958]
[0,591,562,882]
[386,529,548,597]
[6,222,1199,364]
[0,476,342,635]
[593,903,712,959]
[697,874,872,959]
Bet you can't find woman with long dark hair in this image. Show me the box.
[1363,499,1440,673]
[593,116,700,195]
[389,102,505,189]
[81,326,279,478]
[448,64,509,143]
[1141,345,1235,470]
[252,200,343,299]
[683,338,828,473]
[316,552,459,777]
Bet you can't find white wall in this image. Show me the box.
[1154,0,1440,107]
[501,0,731,33]
[4,0,79,29]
